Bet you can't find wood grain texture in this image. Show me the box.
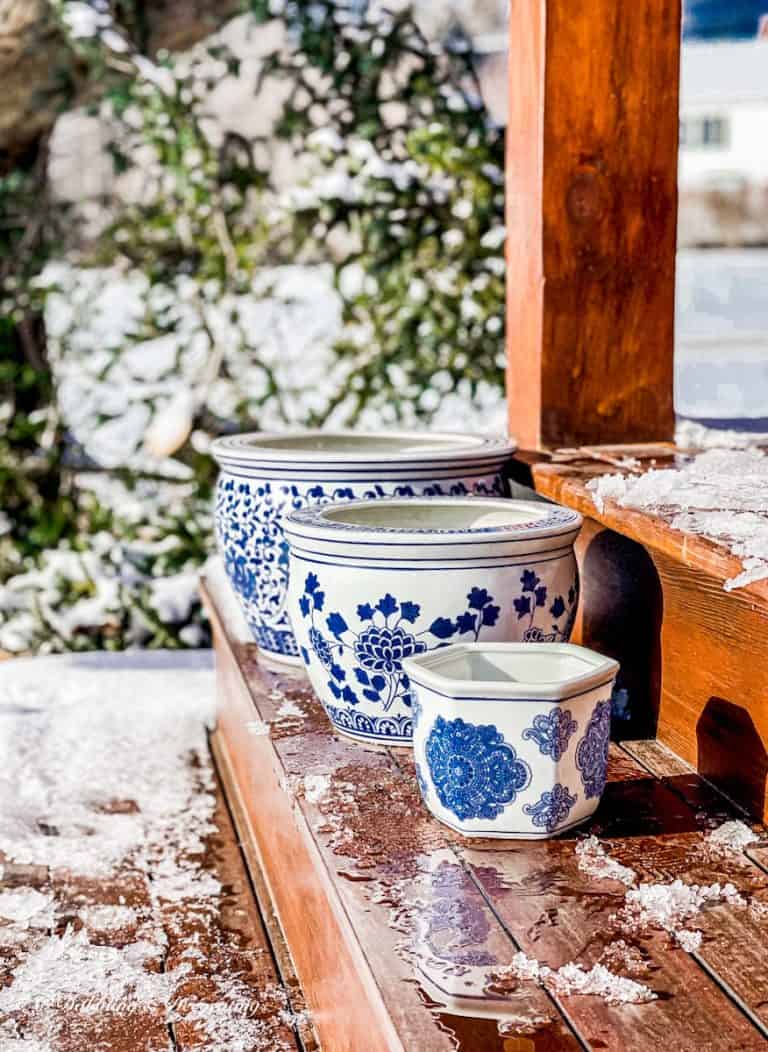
[462,740,768,1048]
[204,571,768,1052]
[506,0,679,448]
[0,749,299,1052]
[618,741,768,1034]
[532,457,768,821]
[203,576,585,1052]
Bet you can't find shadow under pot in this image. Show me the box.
[283,496,583,746]
[211,431,515,668]
[404,642,619,838]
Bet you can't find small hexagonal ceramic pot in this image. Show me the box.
[403,642,619,838]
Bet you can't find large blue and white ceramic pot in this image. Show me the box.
[284,496,582,745]
[403,642,618,838]
[211,432,515,666]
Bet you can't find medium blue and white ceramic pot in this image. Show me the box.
[211,432,515,666]
[403,642,618,838]
[284,496,582,745]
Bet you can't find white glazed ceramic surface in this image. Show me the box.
[284,497,582,745]
[404,642,619,838]
[211,430,515,664]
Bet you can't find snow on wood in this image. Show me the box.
[0,653,299,1050]
[575,835,638,887]
[489,950,657,1006]
[587,447,768,589]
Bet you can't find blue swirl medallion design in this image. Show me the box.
[215,473,504,656]
[522,708,578,761]
[512,570,578,643]
[523,783,578,832]
[576,700,612,799]
[298,576,501,733]
[425,716,531,821]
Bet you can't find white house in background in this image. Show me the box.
[679,40,768,190]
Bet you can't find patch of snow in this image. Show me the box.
[245,719,271,736]
[587,448,768,590]
[0,927,171,1016]
[675,419,768,451]
[675,929,703,953]
[0,890,55,929]
[77,904,138,930]
[492,951,657,1006]
[276,698,305,720]
[497,1013,551,1036]
[148,571,200,624]
[619,879,745,937]
[178,972,289,1052]
[575,836,637,887]
[0,659,215,877]
[0,654,302,1048]
[302,774,331,804]
[706,820,759,855]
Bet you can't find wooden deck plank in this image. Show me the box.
[618,741,768,1034]
[206,578,582,1051]
[167,771,303,1051]
[0,717,301,1052]
[531,457,768,607]
[212,736,320,1052]
[206,614,576,1043]
[203,570,768,1052]
[452,748,768,1051]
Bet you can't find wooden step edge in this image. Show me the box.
[202,578,408,1052]
[529,458,768,609]
[508,454,768,822]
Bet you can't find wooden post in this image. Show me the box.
[506,0,681,449]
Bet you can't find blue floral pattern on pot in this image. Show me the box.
[522,708,578,761]
[512,570,578,643]
[424,716,531,821]
[215,474,504,658]
[576,700,612,799]
[523,784,578,832]
[298,574,501,715]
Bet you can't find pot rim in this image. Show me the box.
[211,429,516,467]
[403,642,618,701]
[284,497,582,546]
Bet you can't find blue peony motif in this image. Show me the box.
[298,579,503,719]
[522,708,578,761]
[425,716,531,821]
[523,783,578,832]
[576,700,611,798]
[353,624,427,673]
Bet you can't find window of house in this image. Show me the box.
[680,115,729,148]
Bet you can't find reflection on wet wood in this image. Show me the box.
[204,573,768,1052]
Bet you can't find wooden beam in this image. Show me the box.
[506,0,680,449]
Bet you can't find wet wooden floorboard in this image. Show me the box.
[204,573,768,1052]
